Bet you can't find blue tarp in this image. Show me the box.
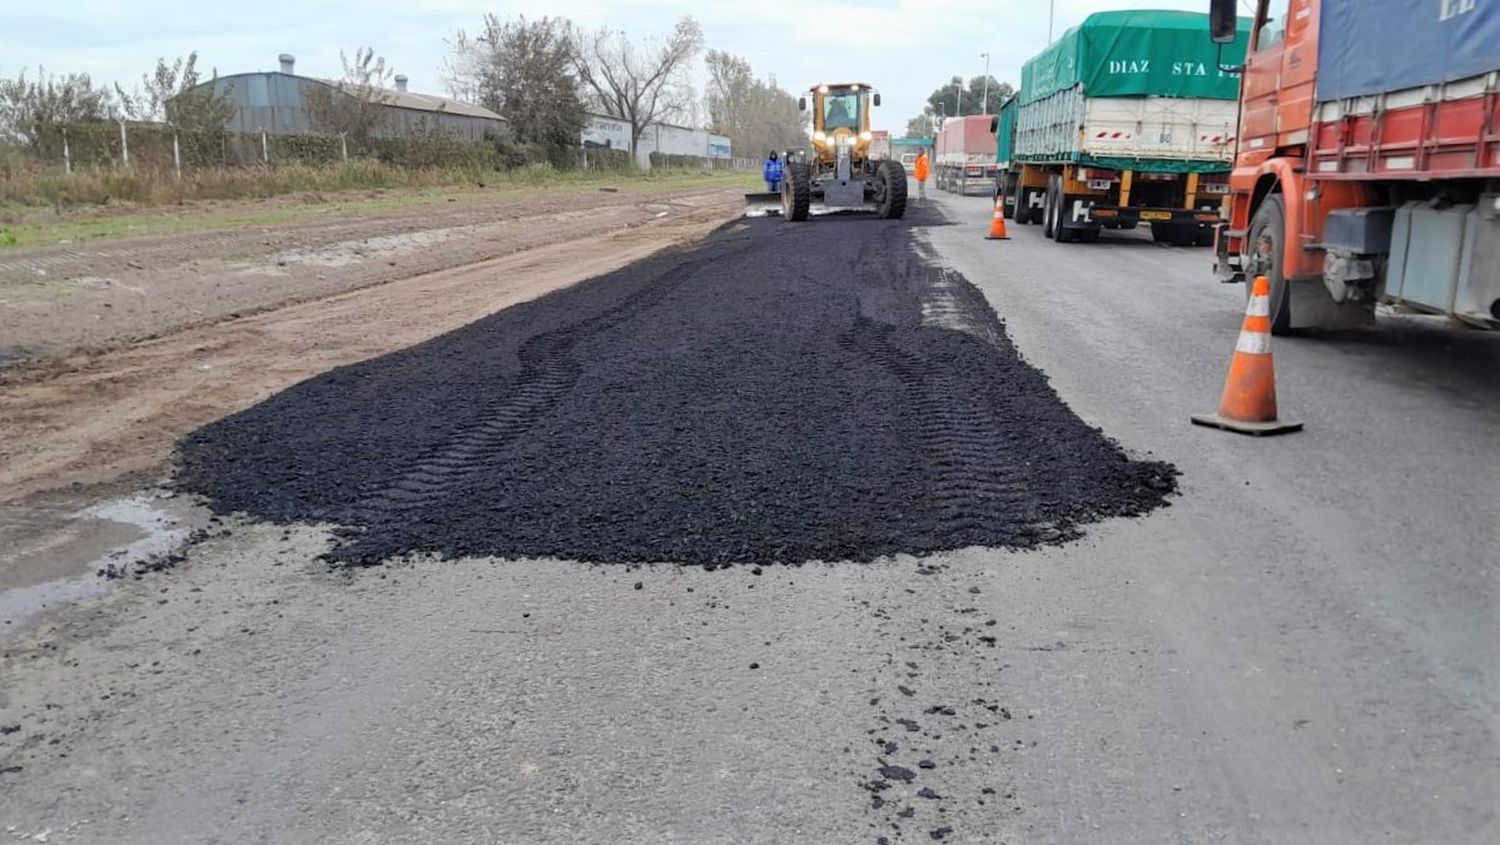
[1318,0,1500,101]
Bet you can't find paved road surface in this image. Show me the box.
[1,189,1496,844]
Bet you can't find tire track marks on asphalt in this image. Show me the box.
[840,317,1038,543]
[178,206,1176,566]
[337,241,758,556]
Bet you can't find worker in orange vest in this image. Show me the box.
[913,149,930,204]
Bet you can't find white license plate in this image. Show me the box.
[1201,183,1230,194]
[1087,179,1113,191]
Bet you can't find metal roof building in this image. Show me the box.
[192,54,507,142]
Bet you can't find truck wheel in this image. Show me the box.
[1042,180,1057,239]
[1194,227,1215,247]
[782,163,810,222]
[1168,224,1196,247]
[876,160,908,219]
[1150,222,1171,243]
[1244,194,1292,334]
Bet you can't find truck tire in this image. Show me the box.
[782,163,810,222]
[1010,184,1029,224]
[1049,177,1080,243]
[1150,222,1171,243]
[1043,177,1059,239]
[1244,194,1292,334]
[876,160,908,219]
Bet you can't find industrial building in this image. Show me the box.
[192,54,507,142]
[581,112,731,169]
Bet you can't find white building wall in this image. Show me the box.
[582,114,733,168]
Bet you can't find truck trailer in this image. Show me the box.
[1209,0,1500,333]
[993,95,1021,218]
[935,115,999,196]
[1008,10,1250,245]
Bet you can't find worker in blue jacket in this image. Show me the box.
[763,151,783,192]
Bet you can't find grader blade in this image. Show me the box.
[744,191,783,217]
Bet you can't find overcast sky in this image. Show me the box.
[5,0,1226,135]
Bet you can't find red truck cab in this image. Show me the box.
[1212,0,1500,333]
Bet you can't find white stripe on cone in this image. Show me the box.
[1235,331,1272,355]
[1245,295,1270,317]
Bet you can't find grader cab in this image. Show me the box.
[745,83,907,221]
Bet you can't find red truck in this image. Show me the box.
[935,115,999,196]
[1210,0,1500,333]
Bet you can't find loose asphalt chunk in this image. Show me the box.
[176,206,1176,566]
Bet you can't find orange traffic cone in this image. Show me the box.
[1191,275,1302,435]
[985,194,1010,240]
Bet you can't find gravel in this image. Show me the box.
[177,206,1176,566]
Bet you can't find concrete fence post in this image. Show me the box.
[173,131,182,180]
[62,127,72,176]
[261,130,269,164]
[340,132,348,163]
[119,120,129,167]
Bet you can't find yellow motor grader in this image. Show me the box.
[746,83,907,221]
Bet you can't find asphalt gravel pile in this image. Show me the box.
[176,205,1176,566]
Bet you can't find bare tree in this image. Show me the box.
[705,50,753,133]
[304,47,394,144]
[117,53,235,128]
[705,51,805,158]
[448,15,585,156]
[573,16,703,151]
[0,67,118,145]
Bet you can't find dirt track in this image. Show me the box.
[0,187,743,508]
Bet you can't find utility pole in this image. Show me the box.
[1049,0,1056,43]
[936,103,946,156]
[981,53,991,115]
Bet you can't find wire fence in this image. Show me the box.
[21,122,760,178]
[25,122,542,176]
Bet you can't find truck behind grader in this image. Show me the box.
[746,82,908,221]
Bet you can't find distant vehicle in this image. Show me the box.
[935,115,999,196]
[1208,0,1500,333]
[1001,10,1250,245]
[745,82,907,220]
[900,152,917,168]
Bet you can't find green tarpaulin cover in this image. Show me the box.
[1019,10,1250,105]
[995,96,1018,164]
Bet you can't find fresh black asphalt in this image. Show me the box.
[176,206,1176,565]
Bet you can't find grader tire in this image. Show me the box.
[782,163,810,222]
[877,160,908,219]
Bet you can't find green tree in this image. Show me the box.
[304,47,394,144]
[903,113,936,140]
[924,75,1015,118]
[448,15,585,160]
